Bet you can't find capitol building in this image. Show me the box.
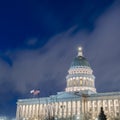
[16,47,120,120]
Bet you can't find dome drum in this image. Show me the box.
[67,78,95,88]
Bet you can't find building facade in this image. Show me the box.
[16,47,120,120]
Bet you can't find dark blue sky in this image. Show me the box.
[0,0,120,119]
[0,0,114,50]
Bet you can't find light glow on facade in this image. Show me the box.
[16,47,120,120]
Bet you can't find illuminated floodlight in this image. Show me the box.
[78,46,83,56]
[78,46,82,51]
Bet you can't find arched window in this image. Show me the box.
[80,79,82,86]
[69,81,72,87]
[84,81,86,86]
[86,81,88,86]
[74,80,76,86]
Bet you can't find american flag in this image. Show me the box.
[30,89,40,95]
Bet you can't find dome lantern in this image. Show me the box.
[78,46,83,56]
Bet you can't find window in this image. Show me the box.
[80,79,82,85]
[116,112,119,116]
[94,107,97,111]
[110,106,113,110]
[105,107,108,111]
[116,100,118,104]
[116,106,119,111]
[74,81,76,86]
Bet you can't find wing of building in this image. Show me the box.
[16,47,120,120]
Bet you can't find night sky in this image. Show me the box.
[0,0,120,119]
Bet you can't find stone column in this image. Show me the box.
[58,102,60,118]
[92,101,94,118]
[16,105,19,120]
[106,99,108,113]
[70,100,72,119]
[119,98,120,115]
[113,99,115,117]
[79,100,82,119]
[108,100,110,114]
[57,102,59,118]
[31,104,33,118]
[97,100,99,115]
[66,101,68,118]
[22,105,25,117]
[75,100,77,115]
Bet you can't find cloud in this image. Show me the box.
[0,1,120,97]
[0,1,120,118]
[9,31,86,94]
[85,1,120,92]
[26,38,38,46]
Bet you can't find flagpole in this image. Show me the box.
[38,93,40,120]
[30,89,40,120]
